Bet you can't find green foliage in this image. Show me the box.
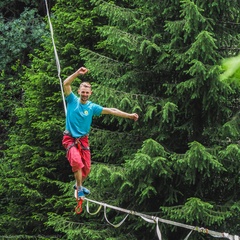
[174,141,224,184]
[220,54,240,87]
[221,112,240,140]
[0,5,47,160]
[0,8,46,70]
[161,197,231,225]
[1,0,240,239]
[123,139,172,203]
[161,101,178,123]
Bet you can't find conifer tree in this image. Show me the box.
[0,3,47,157]
[0,3,55,238]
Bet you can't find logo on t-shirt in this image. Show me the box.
[84,110,89,115]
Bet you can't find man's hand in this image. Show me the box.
[63,67,89,96]
[130,113,139,121]
[77,67,88,75]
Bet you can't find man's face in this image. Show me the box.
[78,86,92,103]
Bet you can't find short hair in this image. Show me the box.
[79,82,91,89]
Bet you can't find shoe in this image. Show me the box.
[77,188,85,199]
[73,185,90,195]
[82,186,90,195]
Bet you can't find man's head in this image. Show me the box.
[78,82,92,104]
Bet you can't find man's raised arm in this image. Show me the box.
[63,67,88,96]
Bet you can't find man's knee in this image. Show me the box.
[82,166,91,178]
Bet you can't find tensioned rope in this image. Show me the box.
[44,0,67,116]
[44,1,240,240]
[85,197,239,240]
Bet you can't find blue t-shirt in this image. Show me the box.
[65,92,103,138]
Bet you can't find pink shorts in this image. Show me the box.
[62,135,91,178]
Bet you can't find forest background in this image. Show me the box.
[0,0,239,239]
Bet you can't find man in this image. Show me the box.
[62,67,139,199]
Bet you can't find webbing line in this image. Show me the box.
[104,204,130,228]
[85,197,239,240]
[44,0,67,116]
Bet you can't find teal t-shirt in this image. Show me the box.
[65,92,103,138]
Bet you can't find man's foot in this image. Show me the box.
[77,188,85,199]
[82,186,90,195]
[74,185,90,196]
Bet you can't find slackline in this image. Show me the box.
[44,0,67,116]
[85,197,240,240]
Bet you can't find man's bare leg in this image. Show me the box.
[74,169,85,199]
[74,169,90,197]
[74,169,82,188]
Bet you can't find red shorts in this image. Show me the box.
[62,135,91,178]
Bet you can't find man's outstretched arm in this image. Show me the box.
[102,108,139,121]
[63,67,88,96]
